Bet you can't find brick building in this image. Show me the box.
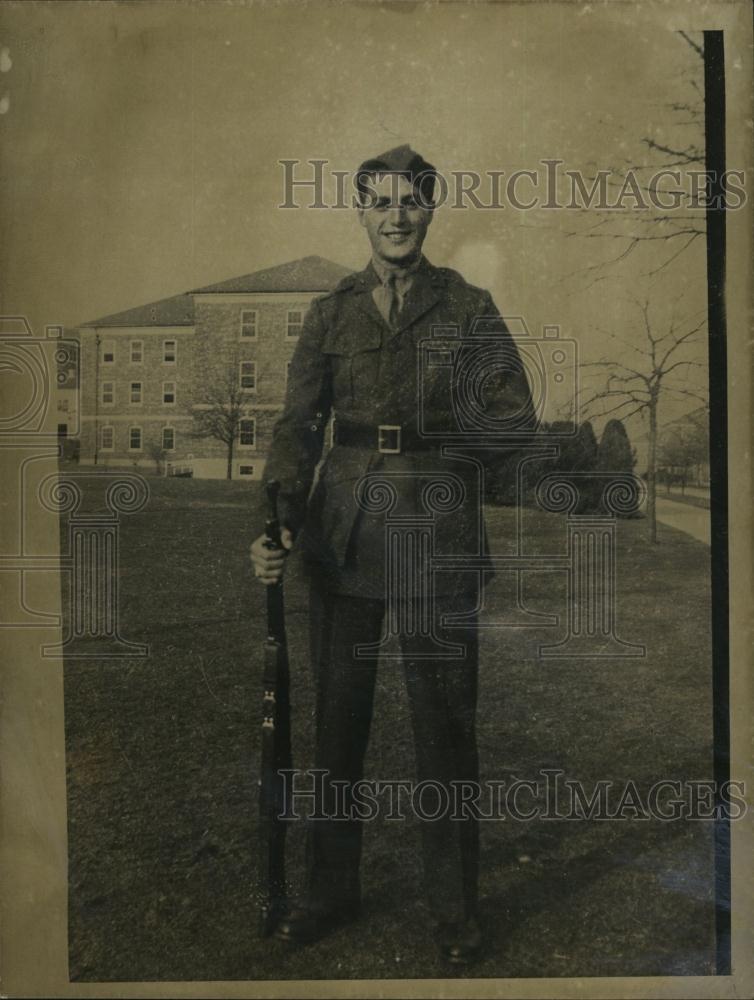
[74,256,350,479]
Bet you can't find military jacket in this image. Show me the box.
[265,257,536,598]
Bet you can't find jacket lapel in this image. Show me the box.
[351,263,388,334]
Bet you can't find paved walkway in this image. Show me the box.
[655,496,711,545]
[661,485,710,505]
[672,485,710,499]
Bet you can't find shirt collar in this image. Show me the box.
[370,253,424,286]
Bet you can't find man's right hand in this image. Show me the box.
[250,529,294,585]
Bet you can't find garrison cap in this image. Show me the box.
[356,144,437,206]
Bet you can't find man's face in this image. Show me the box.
[357,173,433,265]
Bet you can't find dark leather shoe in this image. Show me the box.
[274,901,360,945]
[434,916,483,965]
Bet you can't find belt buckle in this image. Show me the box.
[378,424,402,454]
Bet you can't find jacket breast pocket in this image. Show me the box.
[322,328,382,406]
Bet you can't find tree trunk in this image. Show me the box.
[647,397,658,543]
[227,438,234,480]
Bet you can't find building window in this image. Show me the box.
[240,361,256,392]
[240,309,258,338]
[239,464,255,477]
[162,427,175,451]
[101,426,114,450]
[163,381,176,405]
[129,426,142,451]
[130,339,143,364]
[239,418,256,448]
[130,381,142,404]
[102,339,115,364]
[286,309,303,338]
[163,339,177,364]
[101,381,114,406]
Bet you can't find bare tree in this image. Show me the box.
[192,361,249,480]
[556,30,706,286]
[146,441,167,475]
[573,296,707,542]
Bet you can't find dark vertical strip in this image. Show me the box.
[703,29,730,977]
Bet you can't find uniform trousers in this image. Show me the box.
[304,579,480,924]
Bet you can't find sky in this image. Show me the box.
[0,0,725,431]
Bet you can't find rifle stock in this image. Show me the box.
[257,481,292,937]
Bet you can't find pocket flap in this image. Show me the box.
[322,325,382,356]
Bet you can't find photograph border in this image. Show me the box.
[1,1,752,997]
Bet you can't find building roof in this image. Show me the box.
[80,256,353,328]
[82,292,196,328]
[191,255,352,294]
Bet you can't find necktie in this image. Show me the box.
[372,274,401,330]
[386,274,400,329]
[372,270,411,328]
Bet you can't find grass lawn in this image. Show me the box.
[62,474,716,982]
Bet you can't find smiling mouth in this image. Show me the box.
[383,232,413,242]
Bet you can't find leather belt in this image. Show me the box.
[333,419,442,454]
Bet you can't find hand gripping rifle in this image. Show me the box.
[257,480,293,936]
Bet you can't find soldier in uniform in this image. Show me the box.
[251,144,536,964]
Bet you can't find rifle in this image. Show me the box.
[257,480,292,936]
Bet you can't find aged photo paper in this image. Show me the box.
[1,0,752,997]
